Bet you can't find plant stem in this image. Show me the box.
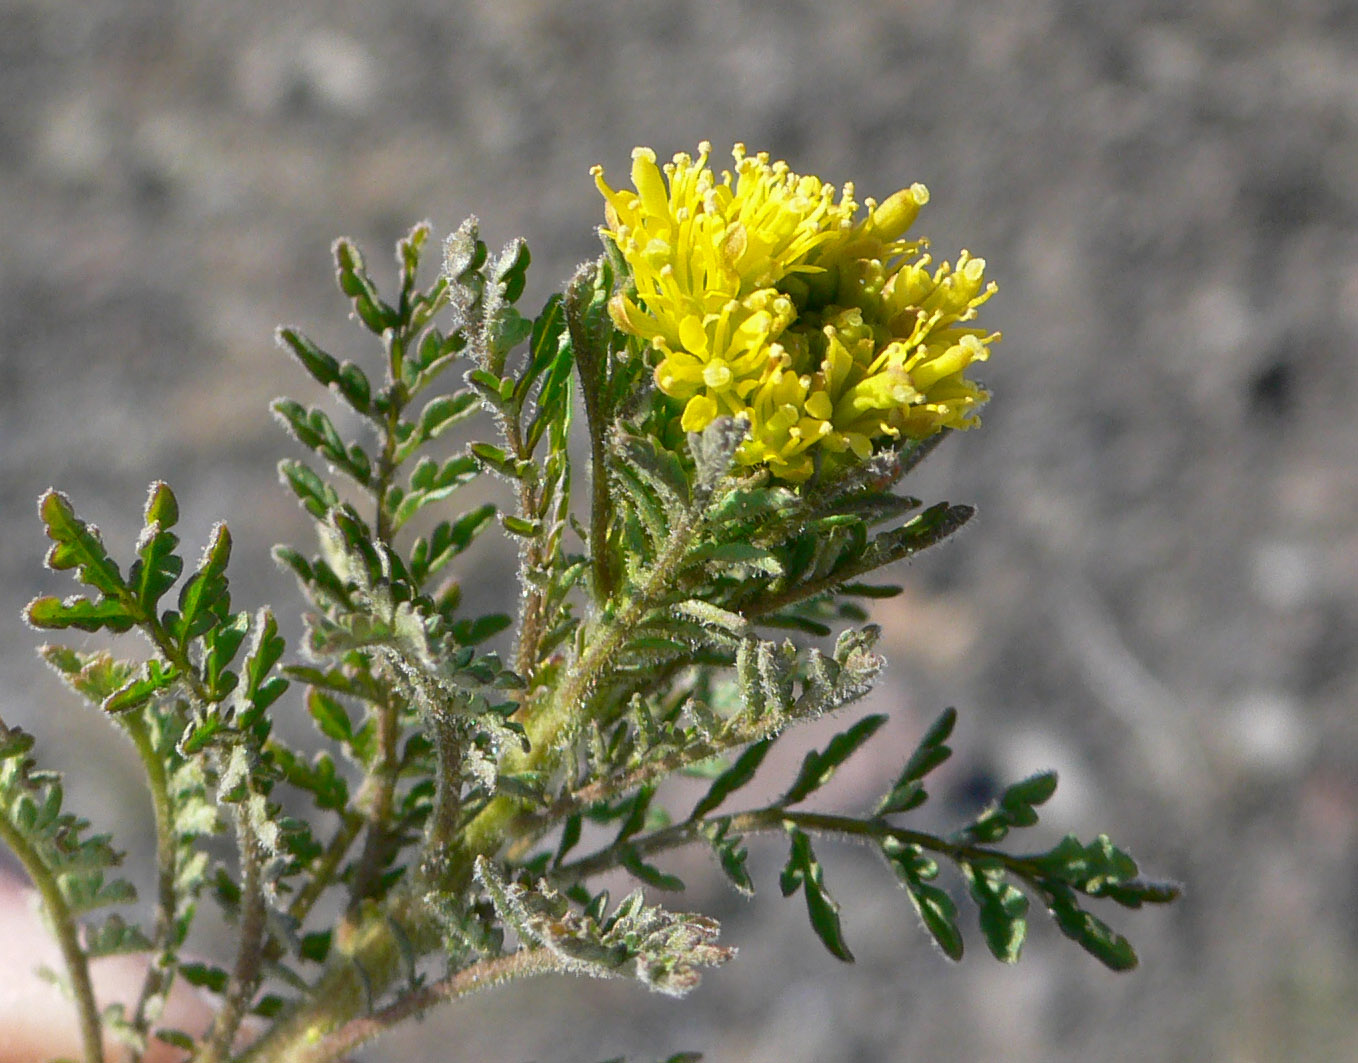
[551,806,1055,889]
[198,807,269,1063]
[126,715,181,1056]
[0,811,105,1063]
[461,505,699,861]
[232,891,433,1063]
[277,948,565,1063]
[511,467,549,680]
[567,261,617,603]
[347,694,400,909]
[505,723,772,862]
[238,506,703,1063]
[288,811,363,925]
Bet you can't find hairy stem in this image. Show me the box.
[240,507,703,1063]
[421,708,464,881]
[552,806,1056,890]
[505,723,773,863]
[462,504,699,860]
[126,716,180,1056]
[277,948,565,1063]
[198,807,269,1063]
[348,695,400,910]
[0,810,105,1063]
[567,261,617,604]
[512,469,549,680]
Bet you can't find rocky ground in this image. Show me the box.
[2,1,1356,1060]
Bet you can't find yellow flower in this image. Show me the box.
[593,143,1000,483]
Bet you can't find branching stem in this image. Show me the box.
[462,503,700,860]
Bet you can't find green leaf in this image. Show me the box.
[518,294,566,396]
[467,368,511,409]
[469,441,518,478]
[442,216,488,285]
[881,838,963,961]
[1000,770,1058,823]
[179,961,228,994]
[875,706,956,815]
[486,305,533,362]
[334,238,397,334]
[26,595,135,633]
[300,930,333,964]
[1028,833,1172,906]
[715,842,754,897]
[839,582,903,599]
[705,484,792,526]
[700,821,755,897]
[1046,885,1139,971]
[334,361,372,414]
[687,541,781,574]
[234,612,287,730]
[39,647,135,706]
[202,610,249,702]
[501,514,541,537]
[410,504,497,584]
[392,455,479,528]
[34,490,129,609]
[155,1029,197,1052]
[180,714,225,755]
[130,494,183,615]
[780,827,853,962]
[612,785,656,845]
[1098,876,1182,908]
[168,522,232,644]
[493,239,531,304]
[523,295,575,452]
[962,770,1059,844]
[620,848,685,892]
[496,772,547,802]
[450,613,512,646]
[414,391,479,446]
[276,327,339,388]
[307,688,353,744]
[553,814,583,868]
[870,502,974,566]
[143,481,179,529]
[84,913,154,957]
[103,660,178,715]
[691,738,774,819]
[274,747,349,812]
[963,861,1028,963]
[909,877,964,962]
[783,714,888,805]
[0,718,136,925]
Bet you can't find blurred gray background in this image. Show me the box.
[2,1,1356,1061]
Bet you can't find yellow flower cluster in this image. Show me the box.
[593,143,1000,482]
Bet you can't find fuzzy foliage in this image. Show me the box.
[5,150,1177,1063]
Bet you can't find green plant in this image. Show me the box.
[3,144,1179,1063]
